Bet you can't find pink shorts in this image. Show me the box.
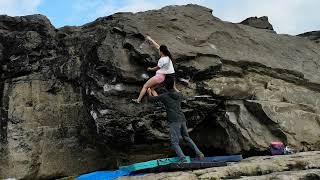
[152,73,165,83]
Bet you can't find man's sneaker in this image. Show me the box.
[196,153,205,161]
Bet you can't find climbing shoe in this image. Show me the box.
[131,99,140,104]
[196,153,205,161]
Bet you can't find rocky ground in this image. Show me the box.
[0,4,320,179]
[118,151,320,180]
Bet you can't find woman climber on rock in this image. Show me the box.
[132,36,178,104]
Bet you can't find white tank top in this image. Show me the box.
[156,56,175,74]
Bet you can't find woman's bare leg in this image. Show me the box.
[147,88,153,96]
[150,87,158,96]
[147,88,158,96]
[137,77,159,102]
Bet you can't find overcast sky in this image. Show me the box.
[0,0,319,35]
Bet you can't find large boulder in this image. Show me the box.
[1,4,320,179]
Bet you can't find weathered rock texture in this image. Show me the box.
[240,16,275,32]
[118,151,320,180]
[0,4,320,179]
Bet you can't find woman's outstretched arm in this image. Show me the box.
[146,36,160,49]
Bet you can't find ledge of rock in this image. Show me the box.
[298,31,320,43]
[240,16,275,32]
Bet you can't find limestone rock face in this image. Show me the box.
[1,4,320,179]
[0,15,112,179]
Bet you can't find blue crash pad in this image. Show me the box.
[140,161,228,173]
[119,156,191,173]
[191,154,242,163]
[76,170,129,180]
